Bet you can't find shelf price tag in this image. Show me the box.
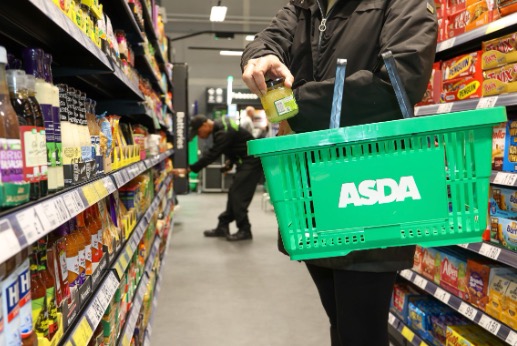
[34,197,69,231]
[399,270,413,281]
[16,208,46,244]
[458,302,478,321]
[63,190,86,217]
[434,287,451,305]
[103,177,117,194]
[457,243,469,249]
[0,219,21,262]
[437,103,453,114]
[479,243,502,261]
[437,37,456,51]
[93,180,109,199]
[82,185,99,206]
[478,314,501,336]
[401,327,415,342]
[506,331,517,346]
[476,96,498,109]
[487,20,507,34]
[388,313,396,326]
[113,172,124,187]
[71,319,93,346]
[413,276,428,290]
[494,172,517,186]
[86,296,105,328]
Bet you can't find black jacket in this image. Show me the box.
[190,118,259,173]
[242,0,437,271]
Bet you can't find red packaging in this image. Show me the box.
[447,9,468,38]
[438,17,448,42]
[499,0,517,16]
[413,246,424,273]
[447,1,499,38]
[439,249,468,299]
[447,0,467,15]
[442,51,483,81]
[416,62,443,106]
[442,75,483,102]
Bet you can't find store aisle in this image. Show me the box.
[152,191,329,345]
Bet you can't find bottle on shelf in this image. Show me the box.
[77,90,92,162]
[76,212,92,277]
[29,249,48,341]
[6,69,40,201]
[2,256,21,345]
[70,218,86,287]
[36,240,58,340]
[26,75,48,199]
[66,87,82,163]
[92,203,105,261]
[50,225,70,304]
[17,249,36,346]
[85,207,100,270]
[23,48,56,193]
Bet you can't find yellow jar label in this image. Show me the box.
[274,95,297,116]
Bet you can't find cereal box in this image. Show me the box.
[466,258,514,310]
[482,62,517,96]
[439,249,468,299]
[442,75,483,102]
[486,273,515,320]
[481,33,517,70]
[501,280,517,329]
[492,122,506,170]
[503,120,517,172]
[443,51,483,81]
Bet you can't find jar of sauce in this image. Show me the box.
[259,78,298,123]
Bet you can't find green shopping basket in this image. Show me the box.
[248,52,507,261]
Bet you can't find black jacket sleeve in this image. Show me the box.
[190,130,233,173]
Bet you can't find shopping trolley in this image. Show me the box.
[248,52,507,261]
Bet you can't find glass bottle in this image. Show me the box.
[29,250,48,340]
[6,70,40,201]
[36,242,57,341]
[17,249,36,346]
[26,75,48,198]
[63,221,80,292]
[76,212,92,276]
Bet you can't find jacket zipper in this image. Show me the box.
[315,0,337,52]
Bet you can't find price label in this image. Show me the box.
[30,0,45,10]
[414,107,423,116]
[437,37,456,51]
[63,190,86,217]
[34,197,69,231]
[82,185,99,205]
[93,180,109,199]
[0,219,21,262]
[487,21,506,35]
[113,172,124,187]
[437,103,453,114]
[122,170,130,184]
[458,302,478,321]
[478,314,501,336]
[434,287,451,304]
[457,243,469,249]
[479,243,502,261]
[71,319,93,346]
[103,177,117,194]
[16,208,45,244]
[493,172,517,186]
[147,324,153,338]
[86,296,105,327]
[139,161,146,172]
[413,276,428,290]
[506,331,517,346]
[399,270,413,281]
[401,327,415,341]
[388,313,396,326]
[476,96,498,109]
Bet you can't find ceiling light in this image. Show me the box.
[245,35,255,41]
[220,50,243,56]
[210,1,227,22]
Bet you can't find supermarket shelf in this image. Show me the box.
[101,0,145,43]
[436,12,517,54]
[388,312,429,346]
[142,3,158,43]
[135,54,166,95]
[0,0,111,71]
[414,94,517,116]
[457,242,517,270]
[491,171,517,187]
[399,270,517,345]
[111,63,144,100]
[0,149,174,267]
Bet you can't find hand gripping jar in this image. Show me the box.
[260,78,299,123]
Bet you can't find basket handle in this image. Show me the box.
[330,59,347,129]
[381,51,414,119]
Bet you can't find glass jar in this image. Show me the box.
[259,77,299,123]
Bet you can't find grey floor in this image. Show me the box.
[151,191,329,345]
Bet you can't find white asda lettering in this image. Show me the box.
[176,112,185,150]
[338,176,421,208]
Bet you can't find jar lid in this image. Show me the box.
[266,77,284,89]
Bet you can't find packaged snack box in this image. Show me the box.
[486,273,516,319]
[499,0,517,16]
[501,279,517,328]
[482,32,517,70]
[413,245,425,274]
[482,62,517,96]
[422,247,441,283]
[503,120,517,172]
[442,75,483,102]
[440,248,468,299]
[392,283,425,323]
[492,122,506,170]
[490,186,517,213]
[416,62,443,106]
[443,51,483,81]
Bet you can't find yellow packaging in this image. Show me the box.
[482,63,517,96]
[482,33,517,70]
[501,280,517,328]
[486,273,515,319]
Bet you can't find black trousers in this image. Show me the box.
[306,264,397,346]
[218,162,262,232]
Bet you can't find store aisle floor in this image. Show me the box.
[152,191,329,345]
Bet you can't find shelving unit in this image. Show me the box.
[399,270,517,345]
[388,312,429,346]
[101,0,145,43]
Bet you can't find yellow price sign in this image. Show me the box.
[420,341,429,346]
[121,335,131,346]
[72,319,93,345]
[82,185,99,206]
[401,327,415,342]
[486,21,505,35]
[93,180,109,198]
[115,262,124,279]
[119,253,129,272]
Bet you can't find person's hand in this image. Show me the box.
[277,120,294,136]
[220,160,234,173]
[242,55,294,96]
[172,168,189,177]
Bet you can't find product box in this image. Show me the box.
[489,214,517,246]
[483,62,517,96]
[438,17,448,42]
[409,300,455,344]
[465,258,514,310]
[447,1,500,38]
[446,324,506,345]
[439,248,468,299]
[492,122,506,170]
[413,245,425,274]
[499,0,517,16]
[421,247,441,283]
[504,120,517,172]
[443,51,483,81]
[417,62,443,106]
[482,33,517,70]
[442,75,483,102]
[392,283,424,323]
[490,186,517,213]
[501,279,517,328]
[447,0,467,15]
[431,314,468,345]
[486,273,516,319]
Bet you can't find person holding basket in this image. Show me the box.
[242,0,437,345]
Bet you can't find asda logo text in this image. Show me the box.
[338,176,421,208]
